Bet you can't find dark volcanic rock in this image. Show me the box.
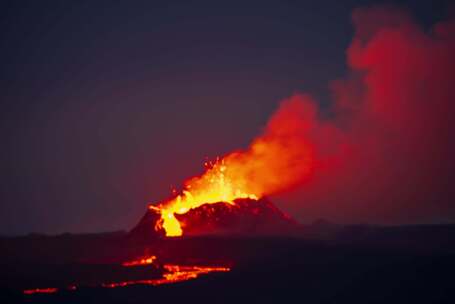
[174,198,299,236]
[128,207,165,240]
[129,198,299,239]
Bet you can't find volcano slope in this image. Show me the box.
[130,198,299,239]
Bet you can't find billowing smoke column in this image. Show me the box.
[152,6,455,236]
[280,6,455,224]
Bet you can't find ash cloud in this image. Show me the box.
[277,6,455,224]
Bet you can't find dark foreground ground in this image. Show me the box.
[1,224,454,303]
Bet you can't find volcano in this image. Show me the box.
[129,198,299,239]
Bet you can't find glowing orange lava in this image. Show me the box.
[23,264,230,294]
[102,264,231,288]
[150,98,315,236]
[122,255,157,267]
[151,159,258,236]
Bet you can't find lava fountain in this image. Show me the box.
[150,96,330,237]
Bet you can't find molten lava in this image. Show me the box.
[23,257,230,295]
[102,265,230,288]
[122,255,157,267]
[150,98,317,236]
[151,159,258,236]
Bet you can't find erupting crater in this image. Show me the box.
[132,96,315,238]
[131,197,298,238]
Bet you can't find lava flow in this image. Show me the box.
[122,255,157,267]
[151,97,318,237]
[102,265,231,289]
[23,256,230,295]
[23,288,58,295]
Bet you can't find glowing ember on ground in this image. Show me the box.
[122,255,157,267]
[23,288,58,295]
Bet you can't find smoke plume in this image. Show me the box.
[157,6,455,231]
[277,6,455,224]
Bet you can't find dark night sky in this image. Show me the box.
[0,1,452,235]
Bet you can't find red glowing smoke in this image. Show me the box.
[148,6,455,229]
[276,6,455,224]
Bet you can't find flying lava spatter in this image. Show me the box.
[151,97,326,236]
